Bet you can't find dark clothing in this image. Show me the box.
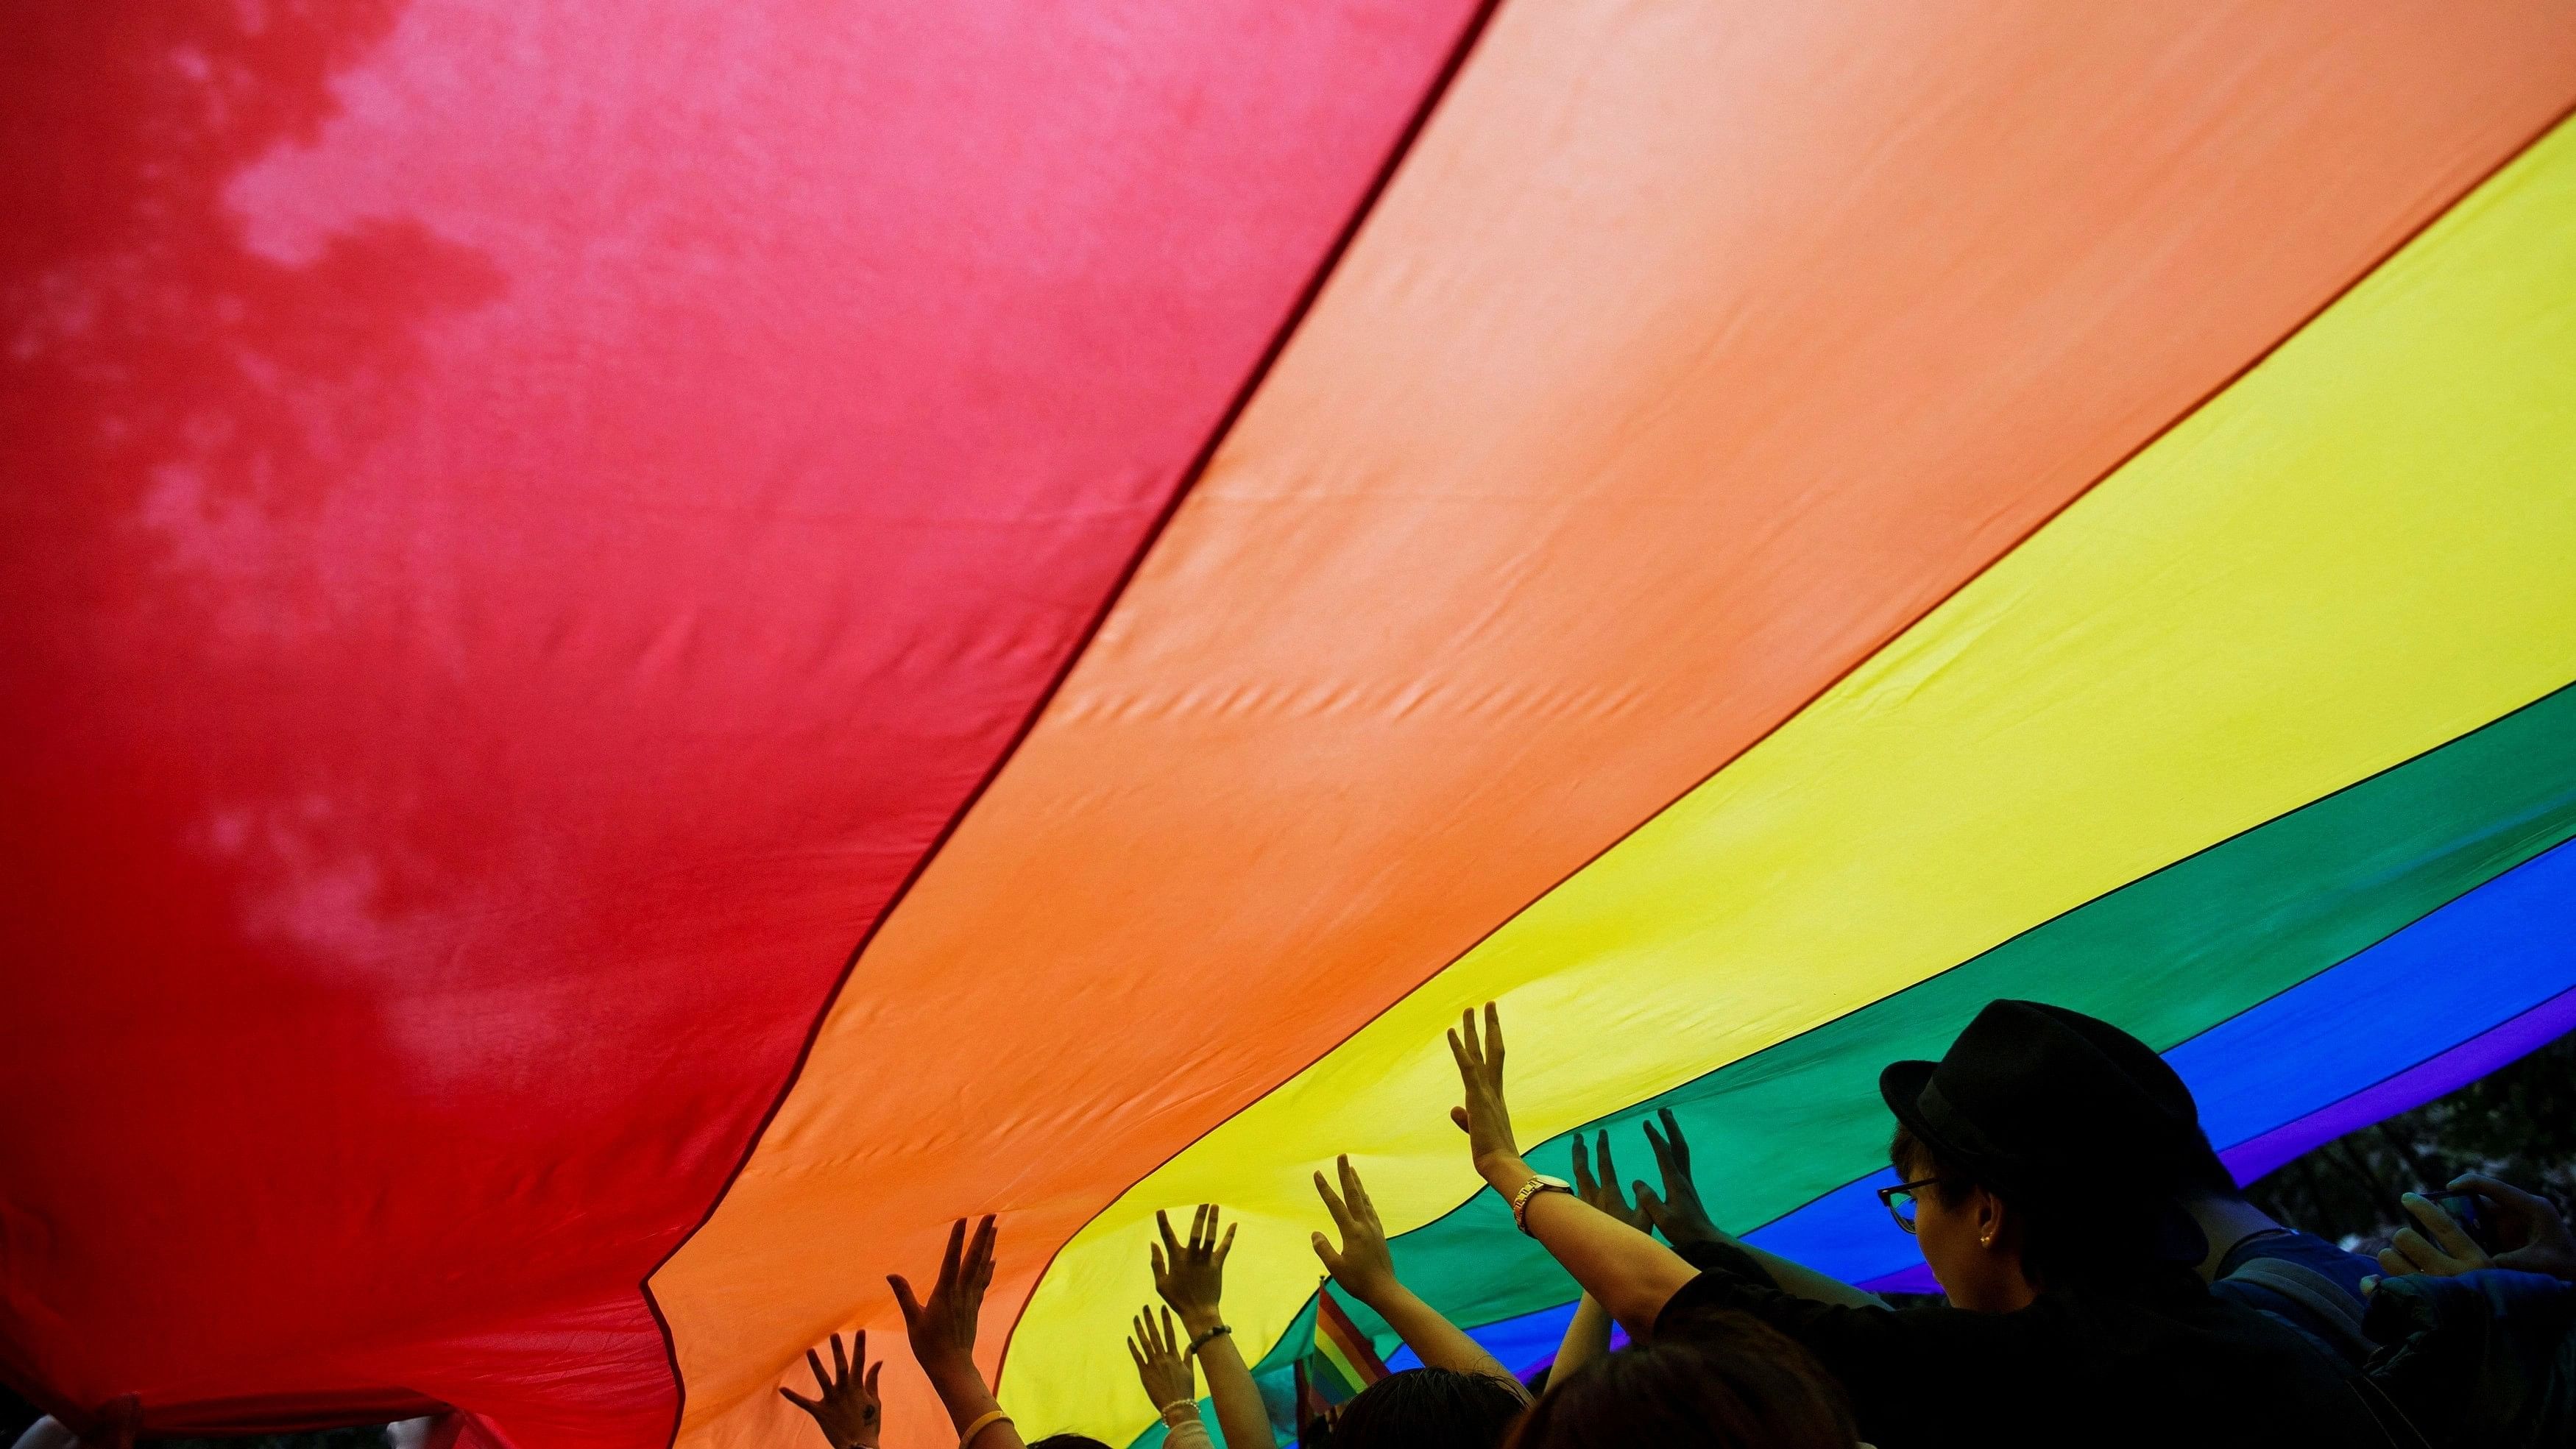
[1658,1241,2388,1448]
[2364,1269,2576,1448]
[2212,1227,2380,1364]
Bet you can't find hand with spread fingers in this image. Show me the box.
[1631,1107,1723,1249]
[779,1331,882,1449]
[1571,1130,1648,1231]
[1312,1152,1524,1394]
[1147,1204,1268,1449]
[1127,1304,1196,1412]
[1631,1105,1883,1309]
[888,1216,1025,1449]
[1153,1203,1237,1333]
[1431,1001,1800,1335]
[1312,1154,1401,1306]
[1448,1003,1523,1183]
[890,1216,997,1382]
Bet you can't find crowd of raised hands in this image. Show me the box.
[777,1004,2576,1449]
[770,1005,1844,1449]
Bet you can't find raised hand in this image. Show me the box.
[1312,1155,1401,1306]
[1447,1003,1520,1177]
[889,1216,997,1381]
[1151,1205,1271,1449]
[2450,1173,2576,1282]
[1632,1107,1722,1248]
[779,1331,882,1449]
[1126,1304,1196,1411]
[1153,1204,1237,1331]
[1314,1152,1527,1395]
[1435,1004,1707,1339]
[1571,1130,1647,1230]
[888,1216,1024,1449]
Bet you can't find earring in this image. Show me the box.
[1980,1233,1993,1247]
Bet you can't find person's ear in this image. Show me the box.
[1974,1187,2006,1250]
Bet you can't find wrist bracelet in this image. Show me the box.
[1509,1175,1574,1235]
[1186,1323,1232,1356]
[1158,1400,1200,1425]
[959,1409,1012,1448]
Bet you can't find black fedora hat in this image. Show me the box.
[1880,999,2215,1208]
[2022,1000,2237,1194]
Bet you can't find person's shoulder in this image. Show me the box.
[1901,1294,2089,1348]
[2078,1283,2378,1417]
[1656,1269,1922,1344]
[2221,1228,2375,1293]
[1655,1266,1753,1334]
[2168,1275,2371,1368]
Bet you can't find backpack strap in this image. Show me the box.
[2229,1255,2375,1361]
[2228,1257,2432,1448]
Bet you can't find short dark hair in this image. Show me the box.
[1505,1317,1855,1449]
[1888,1123,1950,1195]
[1331,1367,1526,1449]
[1027,1437,1111,1449]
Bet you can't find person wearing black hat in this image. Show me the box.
[2005,1000,2383,1362]
[1443,1001,2407,1447]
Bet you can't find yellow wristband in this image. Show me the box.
[960,1409,1012,1448]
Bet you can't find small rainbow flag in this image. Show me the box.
[1307,1285,1390,1403]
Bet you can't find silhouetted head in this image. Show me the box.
[1879,1000,2210,1303]
[1506,1317,1855,1449]
[1029,1436,1113,1449]
[1331,1367,1526,1449]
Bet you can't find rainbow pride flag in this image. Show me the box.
[18,10,2576,1449]
[1308,1286,1390,1403]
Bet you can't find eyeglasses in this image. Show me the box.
[1877,1177,1947,1235]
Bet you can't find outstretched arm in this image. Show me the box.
[1548,1294,1614,1384]
[1633,1108,1886,1310]
[1153,1205,1274,1449]
[1548,1133,1646,1381]
[1314,1154,1527,1396]
[1448,1006,1696,1337]
[890,1217,1027,1449]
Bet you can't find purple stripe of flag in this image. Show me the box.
[2218,982,2576,1184]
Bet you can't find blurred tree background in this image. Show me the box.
[2244,1027,2576,1253]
